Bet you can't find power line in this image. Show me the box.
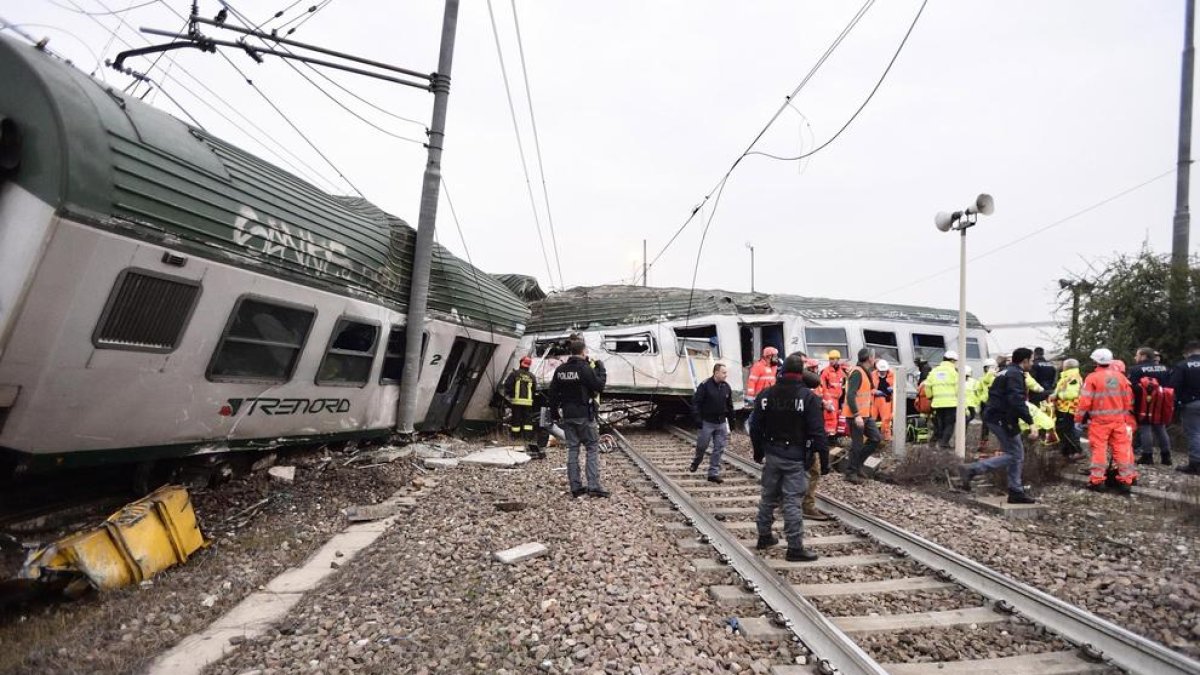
[49,0,159,16]
[252,0,301,32]
[153,1,365,196]
[276,0,332,37]
[643,0,876,281]
[486,0,558,289]
[510,0,564,287]
[746,0,929,163]
[875,167,1180,300]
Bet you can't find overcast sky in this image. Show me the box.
[7,1,1197,352]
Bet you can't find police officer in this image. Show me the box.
[749,353,825,562]
[1130,346,1174,465]
[1030,347,1057,404]
[549,338,609,497]
[502,356,541,457]
[1171,340,1200,475]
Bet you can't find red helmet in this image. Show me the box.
[519,356,533,368]
[763,346,779,358]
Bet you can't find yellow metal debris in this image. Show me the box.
[20,485,208,591]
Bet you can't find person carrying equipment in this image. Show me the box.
[1075,348,1137,495]
[926,351,960,449]
[819,350,848,439]
[503,356,543,458]
[872,359,896,442]
[749,354,825,562]
[745,347,780,405]
[1053,358,1084,460]
[1130,346,1174,466]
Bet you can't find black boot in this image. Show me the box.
[785,547,819,562]
[1113,483,1133,497]
[689,459,700,473]
[706,475,723,484]
[1007,490,1036,504]
[755,534,779,550]
[1162,453,1173,467]
[1136,455,1154,465]
[957,466,974,492]
[1177,463,1200,475]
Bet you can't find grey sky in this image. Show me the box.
[8,1,1197,353]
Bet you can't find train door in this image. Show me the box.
[739,322,784,390]
[423,337,496,431]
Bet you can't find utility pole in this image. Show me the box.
[397,0,460,435]
[1174,0,1195,269]
[746,242,755,292]
[643,239,648,287]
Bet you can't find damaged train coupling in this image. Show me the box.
[19,485,208,596]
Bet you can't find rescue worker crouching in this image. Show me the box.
[1076,348,1137,495]
[749,354,825,561]
[549,338,609,498]
[503,356,544,459]
[691,363,735,483]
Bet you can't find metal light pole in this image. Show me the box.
[1174,0,1195,270]
[746,241,755,292]
[935,194,994,459]
[397,0,460,435]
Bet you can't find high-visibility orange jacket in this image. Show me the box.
[820,364,847,406]
[745,359,777,399]
[842,365,876,417]
[1074,366,1133,425]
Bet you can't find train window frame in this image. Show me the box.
[205,294,317,384]
[912,332,947,363]
[316,316,381,388]
[534,336,573,358]
[380,325,430,384]
[861,329,901,364]
[602,332,658,355]
[673,325,720,358]
[966,336,983,360]
[91,267,203,354]
[804,327,848,359]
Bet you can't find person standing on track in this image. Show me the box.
[842,348,881,484]
[549,338,609,498]
[1075,347,1137,495]
[749,354,825,562]
[690,363,735,483]
[958,348,1037,504]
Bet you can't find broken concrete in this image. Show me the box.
[972,495,1047,520]
[355,446,414,464]
[267,466,296,484]
[421,457,459,470]
[459,447,532,468]
[493,542,548,564]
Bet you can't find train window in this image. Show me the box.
[602,332,658,355]
[912,333,947,363]
[435,340,468,393]
[862,330,901,364]
[805,327,848,359]
[317,318,379,386]
[966,337,983,360]
[674,325,720,358]
[534,337,572,358]
[381,326,429,383]
[207,297,315,382]
[93,269,201,353]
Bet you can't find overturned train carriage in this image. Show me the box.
[0,36,528,474]
[513,284,989,414]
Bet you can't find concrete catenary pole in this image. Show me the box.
[954,228,968,460]
[397,0,460,435]
[1174,0,1195,269]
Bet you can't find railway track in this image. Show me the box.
[615,426,1200,675]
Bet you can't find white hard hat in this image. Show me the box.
[1090,348,1113,365]
[943,350,959,361]
[876,359,890,372]
[965,365,974,376]
[983,357,997,368]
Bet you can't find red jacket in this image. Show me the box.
[1075,366,1133,425]
[745,359,777,399]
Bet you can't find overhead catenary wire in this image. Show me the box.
[642,0,877,282]
[875,167,1180,300]
[486,0,558,289]
[48,0,159,17]
[276,0,333,37]
[509,0,565,288]
[66,0,346,192]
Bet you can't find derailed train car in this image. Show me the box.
[512,284,989,414]
[0,36,527,476]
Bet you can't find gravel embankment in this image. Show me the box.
[855,623,1072,662]
[208,447,802,674]
[809,588,987,617]
[0,445,413,675]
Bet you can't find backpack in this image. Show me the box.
[1137,377,1176,425]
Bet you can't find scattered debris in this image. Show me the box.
[344,497,417,522]
[494,501,527,513]
[460,447,532,468]
[19,485,208,593]
[422,458,459,470]
[250,453,278,472]
[268,466,296,484]
[493,542,548,565]
[346,446,414,467]
[201,594,217,608]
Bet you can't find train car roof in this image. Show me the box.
[525,284,986,333]
[0,36,528,335]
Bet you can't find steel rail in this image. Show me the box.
[611,427,889,675]
[670,426,1200,675]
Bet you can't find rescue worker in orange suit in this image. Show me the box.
[842,348,881,484]
[1075,348,1137,495]
[503,356,544,459]
[745,347,780,406]
[872,359,896,443]
[819,350,848,440]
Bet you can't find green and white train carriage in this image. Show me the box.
[0,36,527,475]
